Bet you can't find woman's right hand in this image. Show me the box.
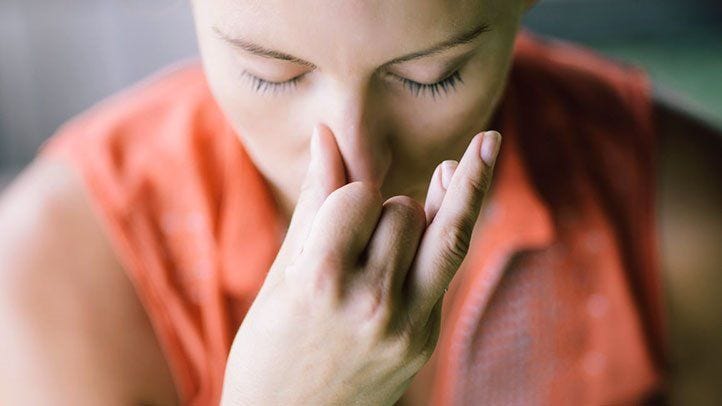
[221,123,501,405]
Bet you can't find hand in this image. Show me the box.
[221,123,501,405]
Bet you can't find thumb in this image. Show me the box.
[275,123,347,267]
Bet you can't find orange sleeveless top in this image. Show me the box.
[38,30,667,405]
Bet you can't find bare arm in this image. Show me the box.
[654,88,722,403]
[0,157,178,405]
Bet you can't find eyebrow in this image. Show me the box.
[213,22,491,69]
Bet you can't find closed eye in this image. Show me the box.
[390,70,464,99]
[240,69,464,99]
[240,70,305,94]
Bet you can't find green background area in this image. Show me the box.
[592,34,722,129]
[524,0,722,130]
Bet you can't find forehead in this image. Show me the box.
[218,0,486,26]
[207,0,504,68]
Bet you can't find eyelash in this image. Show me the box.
[394,70,464,99]
[240,69,464,98]
[241,71,303,94]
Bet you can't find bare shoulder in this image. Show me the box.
[653,89,722,402]
[0,156,178,404]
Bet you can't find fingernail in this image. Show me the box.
[480,131,501,166]
[440,160,456,190]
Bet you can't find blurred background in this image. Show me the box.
[0,0,721,187]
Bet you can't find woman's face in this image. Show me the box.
[191,0,529,220]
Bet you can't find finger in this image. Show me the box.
[424,160,457,226]
[407,130,501,319]
[363,196,426,302]
[276,123,347,267]
[304,181,384,269]
[422,295,443,354]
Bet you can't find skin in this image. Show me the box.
[220,124,500,404]
[190,0,529,221]
[189,1,523,401]
[0,0,720,404]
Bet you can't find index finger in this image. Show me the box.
[266,124,347,287]
[283,125,346,248]
[406,131,501,320]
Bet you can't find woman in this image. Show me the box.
[1,0,720,404]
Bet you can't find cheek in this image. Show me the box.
[400,38,515,156]
[384,74,507,193]
[227,99,305,174]
[201,60,307,180]
[202,59,307,161]
[196,28,300,141]
[391,88,496,159]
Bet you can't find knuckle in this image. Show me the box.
[365,261,396,297]
[350,289,395,342]
[344,181,382,204]
[438,219,474,268]
[357,284,386,321]
[286,252,341,301]
[353,279,394,326]
[466,170,490,200]
[328,181,383,215]
[311,254,342,292]
[383,196,426,226]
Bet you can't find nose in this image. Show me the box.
[322,88,391,188]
